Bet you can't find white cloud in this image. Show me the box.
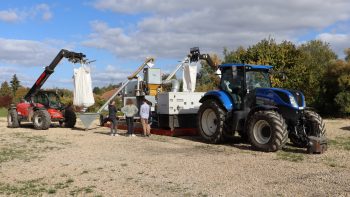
[0,3,53,23]
[316,33,350,58]
[0,38,59,66]
[91,64,133,87]
[0,67,18,82]
[88,0,350,59]
[35,4,53,21]
[0,10,20,22]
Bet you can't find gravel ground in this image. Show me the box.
[0,117,349,196]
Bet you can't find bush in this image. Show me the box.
[335,91,350,115]
[0,95,13,108]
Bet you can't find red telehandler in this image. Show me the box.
[7,49,86,130]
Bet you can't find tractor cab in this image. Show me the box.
[32,91,62,109]
[219,64,272,110]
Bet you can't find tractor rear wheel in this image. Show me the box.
[198,99,226,144]
[63,109,76,128]
[33,110,51,130]
[247,110,288,152]
[290,110,326,147]
[7,109,19,128]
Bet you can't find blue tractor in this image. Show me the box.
[197,63,326,152]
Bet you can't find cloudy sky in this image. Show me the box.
[0,0,349,88]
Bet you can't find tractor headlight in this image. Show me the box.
[289,95,298,108]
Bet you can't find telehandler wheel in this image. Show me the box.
[247,110,288,152]
[63,109,76,128]
[7,109,19,128]
[290,110,326,147]
[33,110,51,130]
[198,99,226,144]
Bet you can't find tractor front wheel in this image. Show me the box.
[290,110,326,147]
[63,109,76,128]
[198,100,226,144]
[33,110,51,130]
[247,110,288,152]
[7,109,19,128]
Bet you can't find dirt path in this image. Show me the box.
[0,118,349,196]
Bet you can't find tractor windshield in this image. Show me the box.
[246,70,271,90]
[47,92,61,108]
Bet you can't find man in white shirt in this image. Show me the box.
[140,99,151,137]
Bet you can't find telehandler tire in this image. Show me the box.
[7,109,19,128]
[33,110,51,130]
[198,99,226,144]
[247,110,288,152]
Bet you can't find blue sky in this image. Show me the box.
[0,0,349,89]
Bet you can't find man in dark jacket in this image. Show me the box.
[108,100,118,136]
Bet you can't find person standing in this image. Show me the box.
[140,99,151,137]
[121,99,138,137]
[108,100,118,136]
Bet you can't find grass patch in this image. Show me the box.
[323,157,346,168]
[69,185,96,196]
[276,151,304,162]
[0,147,27,163]
[66,178,74,184]
[0,133,69,164]
[0,178,47,196]
[54,178,74,190]
[47,188,56,194]
[81,170,89,174]
[0,177,76,196]
[0,108,7,117]
[329,137,350,151]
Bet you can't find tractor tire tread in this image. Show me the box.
[7,109,19,128]
[248,110,288,152]
[33,110,51,130]
[198,100,226,144]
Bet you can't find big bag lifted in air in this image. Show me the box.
[73,64,95,108]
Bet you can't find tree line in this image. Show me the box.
[197,38,350,117]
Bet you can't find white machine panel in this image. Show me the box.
[145,68,161,84]
[157,92,205,115]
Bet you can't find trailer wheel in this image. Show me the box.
[247,110,288,152]
[64,109,76,128]
[33,110,51,130]
[290,110,326,147]
[198,99,226,144]
[7,109,19,128]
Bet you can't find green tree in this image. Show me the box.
[196,53,221,92]
[322,58,350,115]
[291,40,336,107]
[0,81,12,96]
[345,48,350,62]
[93,87,101,95]
[223,38,337,109]
[10,74,20,96]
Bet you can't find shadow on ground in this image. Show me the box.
[340,126,350,131]
[176,135,307,154]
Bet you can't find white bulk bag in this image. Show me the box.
[182,62,198,92]
[73,64,95,108]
